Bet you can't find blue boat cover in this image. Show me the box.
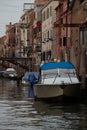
[40,61,75,70]
[22,72,39,86]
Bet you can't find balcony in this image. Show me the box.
[20,23,29,29]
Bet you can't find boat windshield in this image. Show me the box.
[41,68,76,78]
[59,69,76,77]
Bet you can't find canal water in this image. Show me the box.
[0,78,87,130]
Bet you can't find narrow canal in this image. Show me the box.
[0,78,87,130]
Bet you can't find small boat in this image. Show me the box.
[34,61,81,102]
[22,72,39,86]
[3,68,18,80]
[0,70,5,77]
[22,72,31,86]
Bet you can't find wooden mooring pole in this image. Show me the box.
[17,64,20,86]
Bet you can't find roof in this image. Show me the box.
[40,61,75,70]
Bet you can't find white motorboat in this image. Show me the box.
[3,68,18,79]
[34,61,81,102]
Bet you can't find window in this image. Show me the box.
[50,6,52,16]
[47,8,49,19]
[47,31,49,39]
[43,33,46,42]
[84,29,87,47]
[42,52,45,61]
[42,13,43,21]
[50,30,53,39]
[80,28,84,45]
[44,11,46,21]
[68,0,72,8]
[60,38,62,46]
[80,0,84,4]
[42,11,45,21]
[63,37,67,46]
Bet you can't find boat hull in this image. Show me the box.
[34,83,81,102]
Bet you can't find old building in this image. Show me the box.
[20,3,34,58]
[14,23,21,58]
[70,0,87,85]
[5,22,21,58]
[55,0,87,85]
[33,0,48,71]
[6,22,16,58]
[0,35,6,57]
[20,3,35,71]
[55,0,72,61]
[0,36,7,68]
[42,0,59,61]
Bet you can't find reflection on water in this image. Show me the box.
[33,101,87,130]
[0,78,87,130]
